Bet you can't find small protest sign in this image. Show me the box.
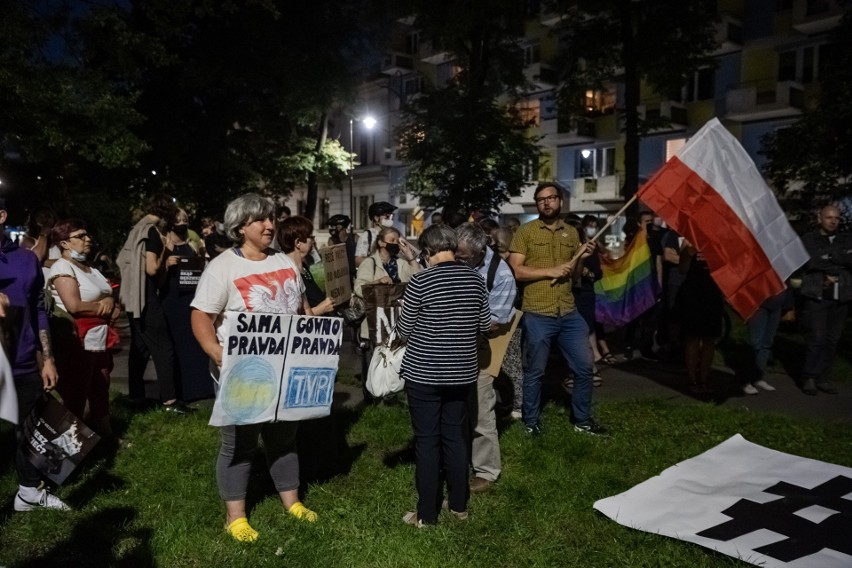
[21,393,100,485]
[210,312,342,426]
[320,244,352,306]
[178,256,206,290]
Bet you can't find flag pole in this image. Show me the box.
[550,194,641,285]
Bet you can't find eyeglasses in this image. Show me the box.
[535,194,560,204]
[68,232,90,240]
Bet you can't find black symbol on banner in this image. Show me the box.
[697,475,852,562]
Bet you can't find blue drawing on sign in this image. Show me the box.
[221,357,277,423]
[284,367,335,408]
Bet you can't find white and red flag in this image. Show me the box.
[637,118,809,319]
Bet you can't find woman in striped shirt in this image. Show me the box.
[397,224,491,527]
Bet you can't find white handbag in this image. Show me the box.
[365,331,405,398]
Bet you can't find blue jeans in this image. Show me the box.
[746,293,785,382]
[521,311,594,427]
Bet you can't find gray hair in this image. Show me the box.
[455,222,489,254]
[371,226,401,254]
[223,193,275,244]
[418,224,457,256]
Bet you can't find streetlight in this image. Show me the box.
[348,115,376,227]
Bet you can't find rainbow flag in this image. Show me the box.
[594,229,660,328]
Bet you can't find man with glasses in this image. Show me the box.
[508,183,607,436]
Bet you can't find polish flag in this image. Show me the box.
[638,118,809,320]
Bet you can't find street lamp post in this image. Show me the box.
[347,116,376,229]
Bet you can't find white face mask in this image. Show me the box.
[380,218,394,228]
[652,217,662,227]
[70,250,87,262]
[585,227,596,238]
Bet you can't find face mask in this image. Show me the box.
[380,218,394,228]
[70,250,87,262]
[652,217,662,227]
[173,224,189,238]
[585,227,596,238]
[385,243,400,257]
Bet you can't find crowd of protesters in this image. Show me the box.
[0,189,848,537]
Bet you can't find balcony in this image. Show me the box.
[713,14,743,56]
[540,117,596,145]
[539,0,563,27]
[792,0,844,34]
[725,80,804,121]
[524,62,559,90]
[381,53,414,76]
[639,100,688,130]
[573,175,622,202]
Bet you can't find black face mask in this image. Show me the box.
[172,224,189,239]
[384,243,400,257]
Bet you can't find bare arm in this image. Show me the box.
[508,252,570,282]
[38,330,59,390]
[191,309,223,368]
[53,276,113,317]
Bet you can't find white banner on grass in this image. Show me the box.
[209,312,342,426]
[594,434,852,568]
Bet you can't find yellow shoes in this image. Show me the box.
[288,501,318,523]
[225,517,259,543]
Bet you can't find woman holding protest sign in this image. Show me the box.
[397,224,491,527]
[190,194,316,543]
[353,226,420,396]
[48,219,120,437]
[277,215,335,316]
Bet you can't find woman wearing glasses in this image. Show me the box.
[48,220,120,436]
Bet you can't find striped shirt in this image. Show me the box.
[510,218,580,316]
[397,262,491,386]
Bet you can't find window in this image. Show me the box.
[583,88,616,115]
[686,68,715,101]
[297,200,306,217]
[319,198,330,227]
[358,196,371,229]
[517,98,541,126]
[406,32,419,55]
[574,147,615,179]
[666,138,687,162]
[778,51,797,81]
[522,157,539,181]
[523,42,541,66]
[403,76,422,96]
[778,43,829,83]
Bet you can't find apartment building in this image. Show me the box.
[288,0,843,234]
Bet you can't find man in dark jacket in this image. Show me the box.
[800,205,852,395]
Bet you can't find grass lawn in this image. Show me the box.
[1,389,851,568]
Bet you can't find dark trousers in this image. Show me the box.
[802,298,849,383]
[405,380,472,524]
[127,305,178,402]
[14,372,45,487]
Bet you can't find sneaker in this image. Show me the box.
[402,511,426,528]
[14,484,70,512]
[753,380,775,392]
[817,382,839,395]
[510,409,522,420]
[449,510,469,521]
[742,384,759,395]
[573,420,609,437]
[470,477,493,494]
[524,423,543,436]
[802,378,818,396]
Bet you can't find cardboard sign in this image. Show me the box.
[209,312,342,426]
[362,283,407,345]
[178,256,206,290]
[320,244,352,306]
[21,394,100,485]
[482,310,523,376]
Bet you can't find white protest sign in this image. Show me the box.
[209,312,342,426]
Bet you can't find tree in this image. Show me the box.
[761,6,852,230]
[397,0,542,214]
[553,0,718,210]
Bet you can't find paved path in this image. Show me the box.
[109,321,851,423]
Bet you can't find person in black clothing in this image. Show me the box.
[201,217,231,260]
[327,214,359,285]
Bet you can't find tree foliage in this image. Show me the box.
[761,5,852,226]
[553,0,718,206]
[398,0,542,214]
